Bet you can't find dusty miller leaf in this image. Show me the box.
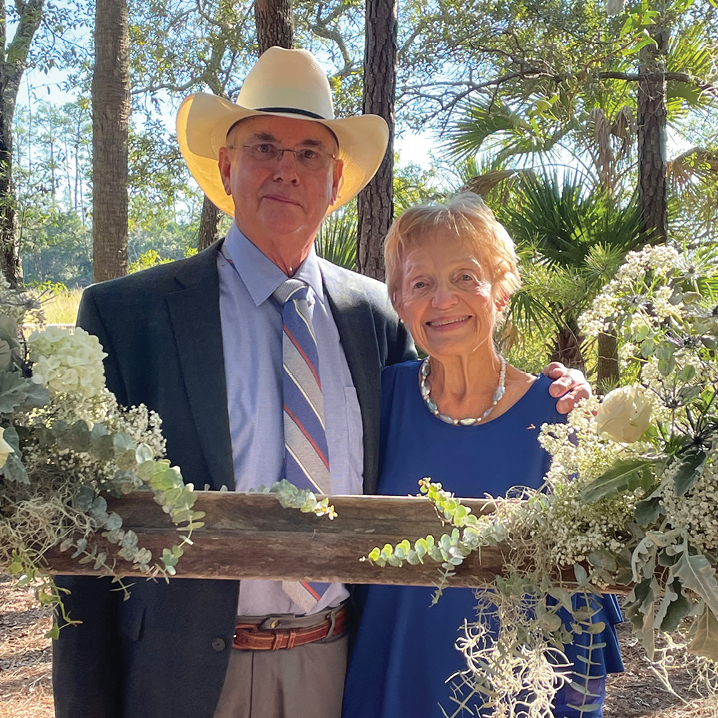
[689,605,718,661]
[673,551,718,621]
[656,577,691,632]
[634,496,663,525]
[0,371,31,414]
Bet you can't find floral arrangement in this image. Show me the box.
[0,280,337,634]
[0,280,207,632]
[368,244,718,716]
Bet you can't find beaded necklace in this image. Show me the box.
[419,355,507,426]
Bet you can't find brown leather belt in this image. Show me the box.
[233,606,348,651]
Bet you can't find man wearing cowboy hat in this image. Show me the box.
[53,47,588,718]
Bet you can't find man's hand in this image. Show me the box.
[542,362,591,414]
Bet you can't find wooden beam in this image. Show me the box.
[44,492,629,592]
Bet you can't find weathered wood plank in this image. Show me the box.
[44,492,628,592]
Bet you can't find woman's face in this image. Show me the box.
[396,230,499,360]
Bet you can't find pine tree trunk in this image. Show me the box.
[549,324,585,373]
[0,0,45,285]
[0,121,20,285]
[255,0,293,54]
[197,195,224,250]
[357,0,398,281]
[92,0,130,283]
[597,330,619,390]
[637,31,668,244]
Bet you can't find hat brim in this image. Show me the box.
[177,93,389,217]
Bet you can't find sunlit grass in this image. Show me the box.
[37,288,83,326]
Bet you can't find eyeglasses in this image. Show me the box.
[227,142,338,171]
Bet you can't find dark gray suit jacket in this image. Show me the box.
[52,241,416,718]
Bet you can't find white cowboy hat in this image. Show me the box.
[177,46,389,216]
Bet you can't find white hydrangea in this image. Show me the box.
[28,327,107,401]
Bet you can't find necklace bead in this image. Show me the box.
[418,356,507,426]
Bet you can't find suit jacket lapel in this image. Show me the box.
[321,263,382,494]
[166,243,234,492]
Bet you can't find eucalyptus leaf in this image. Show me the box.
[91,434,115,462]
[69,420,92,452]
[677,364,696,383]
[91,423,109,439]
[587,549,617,572]
[677,385,702,404]
[573,563,588,585]
[136,443,154,464]
[103,512,123,531]
[113,432,135,455]
[74,484,95,512]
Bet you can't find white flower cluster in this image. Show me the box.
[28,327,108,401]
[661,456,718,553]
[530,399,642,568]
[0,274,43,325]
[580,245,682,338]
[107,402,166,460]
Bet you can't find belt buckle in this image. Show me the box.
[235,622,261,635]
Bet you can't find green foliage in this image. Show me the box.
[366,478,505,600]
[493,171,645,374]
[315,205,357,270]
[128,249,172,274]
[262,478,337,519]
[581,459,654,503]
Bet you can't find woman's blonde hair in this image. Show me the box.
[384,193,521,308]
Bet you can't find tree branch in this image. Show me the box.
[309,4,353,78]
[3,0,43,107]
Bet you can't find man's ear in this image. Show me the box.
[330,159,344,205]
[218,147,232,195]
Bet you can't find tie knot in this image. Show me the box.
[274,278,309,305]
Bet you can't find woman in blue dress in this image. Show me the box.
[342,194,623,718]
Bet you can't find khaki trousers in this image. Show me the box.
[213,615,348,718]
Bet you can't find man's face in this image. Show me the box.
[218,115,343,266]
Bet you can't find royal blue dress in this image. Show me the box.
[343,362,623,718]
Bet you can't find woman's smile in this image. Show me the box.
[425,315,472,330]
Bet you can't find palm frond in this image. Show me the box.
[315,207,357,270]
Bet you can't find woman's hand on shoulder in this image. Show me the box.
[542,362,591,414]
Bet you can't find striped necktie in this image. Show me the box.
[274,278,332,611]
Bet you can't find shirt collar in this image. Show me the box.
[223,223,325,307]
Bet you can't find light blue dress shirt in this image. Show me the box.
[218,223,364,616]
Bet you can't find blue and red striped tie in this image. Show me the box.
[274,279,332,610]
